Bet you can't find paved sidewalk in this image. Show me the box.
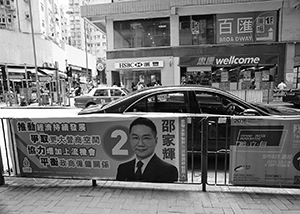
[0,177,299,214]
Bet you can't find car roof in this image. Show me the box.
[94,85,124,89]
[127,84,238,97]
[102,84,247,109]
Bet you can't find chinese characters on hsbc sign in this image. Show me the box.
[217,11,277,44]
[115,61,164,69]
[12,116,187,181]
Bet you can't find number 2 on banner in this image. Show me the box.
[103,125,133,161]
[111,129,128,155]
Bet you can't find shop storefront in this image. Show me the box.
[179,43,285,91]
[109,57,172,90]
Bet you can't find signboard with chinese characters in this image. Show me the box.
[11,115,187,181]
[216,11,277,44]
[229,116,300,187]
[115,61,164,69]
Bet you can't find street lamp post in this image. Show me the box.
[28,0,40,105]
[84,18,89,83]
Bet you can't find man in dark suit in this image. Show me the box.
[116,117,178,183]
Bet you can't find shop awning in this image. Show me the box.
[7,68,46,75]
[39,69,67,79]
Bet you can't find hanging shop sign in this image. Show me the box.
[216,11,277,44]
[180,54,278,67]
[115,61,164,70]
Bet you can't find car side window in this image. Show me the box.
[125,92,188,113]
[110,89,122,96]
[194,91,244,115]
[94,89,108,96]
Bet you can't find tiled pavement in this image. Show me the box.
[0,177,300,214]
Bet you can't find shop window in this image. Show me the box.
[180,69,211,86]
[128,70,161,88]
[211,65,278,90]
[179,15,215,45]
[114,18,170,49]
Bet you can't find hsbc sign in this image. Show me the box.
[115,61,164,69]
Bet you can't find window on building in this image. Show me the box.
[41,3,44,11]
[75,23,80,29]
[7,14,11,23]
[114,18,170,49]
[41,20,45,27]
[77,32,81,37]
[179,15,215,45]
[70,24,75,29]
[0,0,4,6]
[102,42,106,46]
[0,14,5,25]
[102,35,106,39]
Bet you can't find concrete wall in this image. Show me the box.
[281,7,300,42]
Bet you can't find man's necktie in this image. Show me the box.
[135,161,143,181]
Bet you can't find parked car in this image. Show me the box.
[78,85,300,153]
[282,88,300,107]
[74,86,129,108]
[78,85,299,116]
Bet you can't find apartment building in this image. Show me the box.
[81,0,300,92]
[67,0,106,59]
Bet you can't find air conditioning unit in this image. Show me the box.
[25,12,30,20]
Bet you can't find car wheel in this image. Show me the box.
[85,102,96,108]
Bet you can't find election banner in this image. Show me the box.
[229,116,300,186]
[10,115,187,182]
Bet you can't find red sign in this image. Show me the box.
[217,11,277,44]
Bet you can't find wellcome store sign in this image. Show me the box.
[179,54,278,67]
[206,56,260,66]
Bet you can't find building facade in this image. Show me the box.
[81,0,300,92]
[0,0,97,84]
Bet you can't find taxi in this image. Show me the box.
[74,86,129,108]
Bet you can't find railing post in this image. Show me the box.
[201,118,208,192]
[0,146,4,185]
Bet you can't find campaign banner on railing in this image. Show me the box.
[229,116,300,186]
[11,114,187,182]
